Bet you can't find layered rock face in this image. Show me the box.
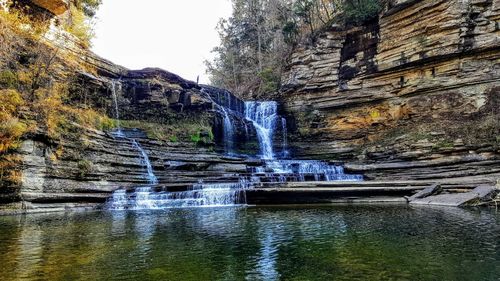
[12,128,252,210]
[2,56,253,208]
[281,0,499,184]
[0,0,257,209]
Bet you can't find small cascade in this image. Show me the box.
[221,107,235,154]
[131,140,158,185]
[110,80,124,137]
[108,179,252,210]
[200,87,237,155]
[253,160,363,182]
[164,179,251,207]
[245,101,278,159]
[108,189,127,210]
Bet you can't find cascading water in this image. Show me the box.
[254,160,363,182]
[244,100,362,183]
[201,87,236,155]
[108,86,362,211]
[245,101,278,159]
[221,107,235,154]
[111,80,124,137]
[131,140,158,185]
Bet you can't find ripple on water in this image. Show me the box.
[0,206,499,281]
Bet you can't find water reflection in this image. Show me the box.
[0,206,498,281]
[15,221,42,281]
[248,227,280,281]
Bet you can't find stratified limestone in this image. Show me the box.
[280,0,499,184]
[410,185,499,207]
[407,184,442,201]
[14,128,252,206]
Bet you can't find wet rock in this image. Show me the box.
[410,185,499,207]
[407,184,443,202]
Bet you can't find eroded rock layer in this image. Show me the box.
[280,0,499,184]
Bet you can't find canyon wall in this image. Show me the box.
[280,0,499,183]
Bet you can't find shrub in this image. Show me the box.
[343,0,381,24]
[0,155,23,188]
[258,68,280,94]
[64,6,94,48]
[0,89,27,153]
[77,159,93,178]
[190,132,201,143]
[0,70,18,88]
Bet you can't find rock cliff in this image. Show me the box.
[280,0,499,184]
[1,0,498,212]
[0,0,256,211]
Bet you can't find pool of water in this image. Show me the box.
[0,206,499,281]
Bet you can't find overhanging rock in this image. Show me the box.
[30,0,69,15]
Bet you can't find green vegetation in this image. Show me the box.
[0,2,106,191]
[343,0,382,24]
[64,6,95,48]
[77,159,93,178]
[0,89,28,153]
[0,70,18,88]
[206,0,381,98]
[120,119,214,144]
[190,130,214,146]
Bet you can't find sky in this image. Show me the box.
[91,0,232,84]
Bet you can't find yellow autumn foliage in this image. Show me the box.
[0,89,27,153]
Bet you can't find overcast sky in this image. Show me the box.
[91,0,232,84]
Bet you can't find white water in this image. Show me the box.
[111,80,124,137]
[221,106,235,154]
[256,160,363,182]
[131,140,158,185]
[109,179,252,210]
[109,95,362,210]
[245,101,278,159]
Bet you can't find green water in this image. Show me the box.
[0,206,499,281]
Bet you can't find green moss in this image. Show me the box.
[120,118,213,144]
[0,71,18,89]
[77,159,93,178]
[433,141,454,150]
[190,133,201,143]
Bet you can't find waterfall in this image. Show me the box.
[108,179,251,210]
[221,107,235,155]
[107,86,363,211]
[110,80,124,137]
[109,189,127,210]
[201,87,235,155]
[131,140,158,185]
[257,160,363,182]
[245,101,278,159]
[111,80,120,121]
[108,140,159,210]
